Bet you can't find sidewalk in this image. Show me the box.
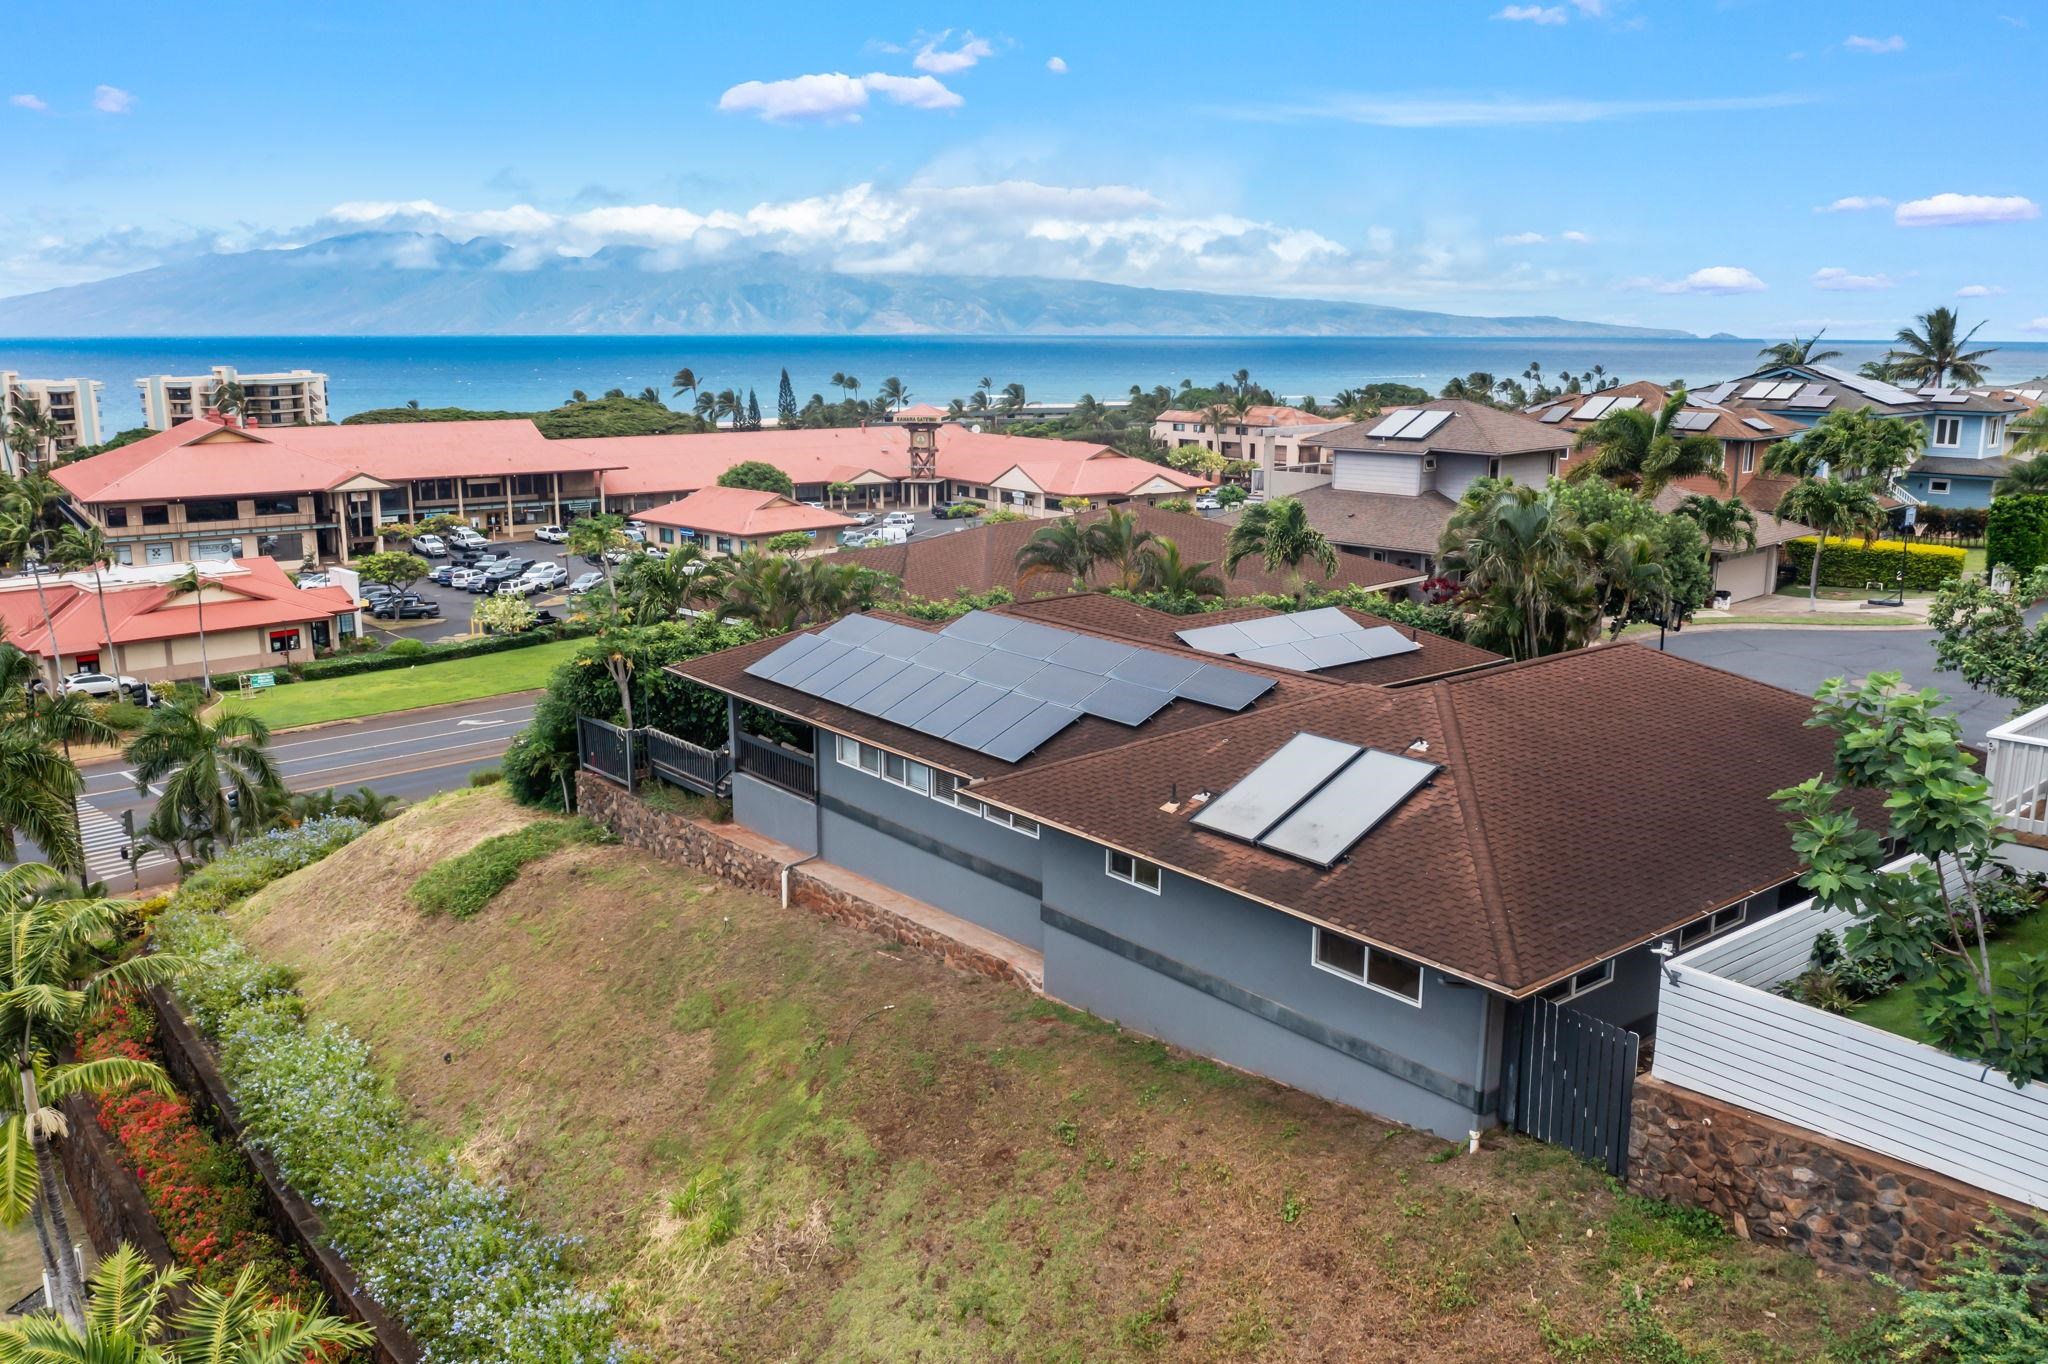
[1688,588,1934,628]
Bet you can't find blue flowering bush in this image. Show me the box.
[174,817,370,913]
[155,835,623,1363]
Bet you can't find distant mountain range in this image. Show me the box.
[0,232,1692,340]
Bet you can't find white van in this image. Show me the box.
[867,524,909,546]
[881,511,915,528]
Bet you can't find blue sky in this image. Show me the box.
[5,0,2043,337]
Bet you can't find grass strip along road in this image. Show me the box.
[220,637,581,729]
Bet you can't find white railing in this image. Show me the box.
[1652,860,2048,1211]
[1987,699,2048,837]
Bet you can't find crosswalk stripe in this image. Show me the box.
[73,799,170,883]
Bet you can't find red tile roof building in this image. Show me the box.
[637,488,854,555]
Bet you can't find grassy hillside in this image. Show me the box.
[229,790,1889,1361]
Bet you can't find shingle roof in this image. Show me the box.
[1236,486,1460,555]
[1650,485,1816,551]
[1911,454,2015,479]
[1302,400,1568,457]
[1155,405,1340,428]
[970,643,1886,994]
[637,487,853,538]
[832,504,1422,599]
[1530,381,1804,445]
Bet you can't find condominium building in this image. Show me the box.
[136,365,330,430]
[1,371,107,472]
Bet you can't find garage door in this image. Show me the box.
[1714,547,1773,604]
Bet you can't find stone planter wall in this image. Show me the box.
[55,1092,179,1274]
[580,773,1034,989]
[1629,1073,2038,1286]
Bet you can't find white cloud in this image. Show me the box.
[1815,195,1889,213]
[1955,284,2006,297]
[913,33,993,74]
[1843,34,1906,54]
[1639,266,1767,295]
[1046,56,1068,74]
[1499,231,1547,245]
[717,71,961,123]
[91,84,134,114]
[2023,318,2048,335]
[1496,5,1567,23]
[1560,229,1592,244]
[8,94,47,112]
[1811,267,1895,291]
[1895,192,2040,227]
[1231,91,1813,127]
[1570,0,1608,14]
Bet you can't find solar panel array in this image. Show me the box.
[1606,396,1643,413]
[1809,363,1920,408]
[1742,416,1774,432]
[1573,395,1616,420]
[1669,410,1717,432]
[1174,606,1423,673]
[1698,382,1738,404]
[1192,732,1440,868]
[1538,405,1572,424]
[1364,408,1454,441]
[743,610,1275,764]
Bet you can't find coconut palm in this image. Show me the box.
[159,565,223,697]
[1571,390,1725,497]
[1995,456,2048,497]
[1775,478,1883,610]
[1223,496,1339,594]
[0,639,110,877]
[1438,484,1601,661]
[1013,517,1098,593]
[1674,493,1759,551]
[616,541,726,622]
[0,1242,373,1360]
[692,391,717,422]
[671,367,700,403]
[1135,538,1224,599]
[1756,329,1844,368]
[1763,406,1925,485]
[209,379,249,423]
[2008,407,2048,459]
[1887,306,1997,387]
[723,552,864,633]
[999,382,1026,418]
[0,868,180,1328]
[52,523,124,676]
[124,701,283,850]
[875,376,909,412]
[4,397,58,470]
[1086,508,1156,591]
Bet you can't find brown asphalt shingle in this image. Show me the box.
[1301,399,1569,457]
[1240,485,1461,555]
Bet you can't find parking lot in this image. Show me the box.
[358,534,589,644]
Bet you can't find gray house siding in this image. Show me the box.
[1432,453,1490,502]
[814,755,1047,947]
[1332,452,1425,495]
[731,773,818,854]
[1036,828,1496,1139]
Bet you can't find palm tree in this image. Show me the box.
[637,385,662,405]
[1995,454,2048,496]
[723,553,865,633]
[712,389,744,425]
[1135,538,1224,599]
[52,524,123,676]
[617,541,726,621]
[0,867,179,1328]
[1570,390,1724,496]
[124,701,283,850]
[999,382,1026,418]
[692,391,717,422]
[672,367,700,404]
[1014,517,1098,593]
[1775,478,1882,610]
[1674,494,1759,551]
[1888,306,1997,387]
[875,377,909,412]
[1437,485,1600,661]
[209,379,249,423]
[1762,406,1924,485]
[1086,507,1156,590]
[0,1242,372,1359]
[5,397,57,470]
[1224,496,1339,596]
[164,567,216,697]
[0,640,110,877]
[1756,329,1844,368]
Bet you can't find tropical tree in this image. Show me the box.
[1888,306,1997,387]
[0,1242,373,1360]
[875,376,909,412]
[2005,406,2048,462]
[470,592,538,636]
[826,480,857,511]
[1775,478,1883,609]
[1438,372,1498,404]
[716,460,796,496]
[672,367,700,404]
[1763,406,1925,485]
[1437,484,1601,660]
[353,550,431,597]
[1223,496,1339,594]
[1674,493,1759,551]
[565,513,630,597]
[776,368,798,427]
[124,701,284,850]
[164,567,215,697]
[209,379,249,423]
[0,867,180,1328]
[0,638,109,876]
[5,397,57,469]
[1570,390,1724,496]
[616,541,726,622]
[999,382,1027,420]
[1994,456,2048,497]
[723,553,868,632]
[1135,538,1224,600]
[1014,517,1098,593]
[1756,329,1844,368]
[1085,508,1156,591]
[51,524,125,678]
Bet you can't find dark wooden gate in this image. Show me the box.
[576,715,638,790]
[1501,998,1639,1177]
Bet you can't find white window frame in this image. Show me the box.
[1539,958,1616,1004]
[1742,446,1756,473]
[834,735,931,796]
[1928,477,1951,495]
[1104,847,1161,893]
[931,771,1039,837]
[1677,899,1748,949]
[1310,926,1424,1006]
[1987,417,2003,447]
[1933,416,1962,448]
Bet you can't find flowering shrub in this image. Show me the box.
[157,871,622,1362]
[175,818,369,915]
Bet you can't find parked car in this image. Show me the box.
[1194,494,1222,511]
[374,596,442,620]
[848,511,877,526]
[882,511,915,528]
[524,561,568,588]
[427,564,458,586]
[839,529,877,548]
[448,527,488,550]
[567,571,605,595]
[447,567,482,590]
[61,671,144,699]
[533,524,568,543]
[410,534,447,557]
[482,562,527,585]
[294,572,331,589]
[621,525,646,543]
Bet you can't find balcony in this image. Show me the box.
[1987,700,2048,838]
[734,732,816,800]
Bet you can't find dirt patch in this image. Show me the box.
[238,796,1893,1362]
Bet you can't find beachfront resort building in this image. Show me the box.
[1,371,107,470]
[136,365,330,430]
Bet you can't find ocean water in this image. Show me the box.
[7,334,2048,425]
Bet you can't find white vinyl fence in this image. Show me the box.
[1652,861,2048,1211]
[1987,698,2048,839]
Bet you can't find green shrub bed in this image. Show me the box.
[152,823,622,1363]
[210,622,592,690]
[407,818,608,918]
[1783,536,1966,590]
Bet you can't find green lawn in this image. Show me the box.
[219,637,581,729]
[1850,908,2048,1044]
[1964,546,1988,576]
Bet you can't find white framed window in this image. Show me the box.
[1928,478,1951,495]
[931,772,1038,837]
[1171,422,1184,432]
[1987,417,2004,447]
[1539,959,1616,1003]
[1105,848,1161,893]
[834,735,930,796]
[1742,446,1756,473]
[1311,927,1423,1005]
[1934,416,1962,447]
[1677,900,1748,949]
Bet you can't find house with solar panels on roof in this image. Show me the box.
[635,592,1877,1145]
[1700,362,2030,508]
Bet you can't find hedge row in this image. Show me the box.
[1783,536,1967,590]
[1987,494,2048,575]
[210,622,592,689]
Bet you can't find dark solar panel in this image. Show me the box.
[744,632,825,682]
[878,672,976,727]
[1238,642,1316,672]
[1259,749,1438,867]
[908,636,988,674]
[1174,665,1275,711]
[943,692,1046,750]
[819,614,891,646]
[1353,626,1423,661]
[1110,650,1204,692]
[771,638,855,688]
[869,622,943,658]
[963,649,1043,688]
[846,662,944,717]
[1083,679,1174,725]
[1175,620,1256,655]
[1016,662,1107,708]
[1236,614,1308,648]
[1294,607,1357,638]
[799,647,885,697]
[940,610,1021,646]
[1294,634,1371,669]
[911,682,1010,739]
[980,703,1083,762]
[820,654,912,707]
[987,620,1072,659]
[1048,635,1138,675]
